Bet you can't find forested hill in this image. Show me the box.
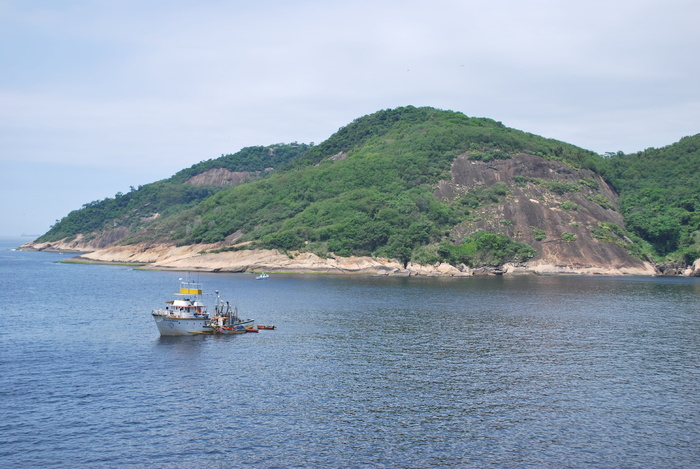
[34,106,700,271]
[606,134,700,265]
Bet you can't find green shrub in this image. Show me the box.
[561,232,577,243]
[560,201,578,211]
[439,231,536,267]
[411,244,442,265]
[531,227,547,241]
[586,194,614,210]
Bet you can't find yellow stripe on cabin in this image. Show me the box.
[180,288,202,295]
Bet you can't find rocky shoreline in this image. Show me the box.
[21,240,676,277]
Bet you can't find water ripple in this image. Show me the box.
[1,247,699,467]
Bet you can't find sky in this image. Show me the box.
[1,0,699,238]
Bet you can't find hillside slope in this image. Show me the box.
[607,134,700,266]
[437,153,647,273]
[33,143,311,249]
[24,106,697,275]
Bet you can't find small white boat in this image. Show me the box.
[152,278,254,336]
[256,273,269,280]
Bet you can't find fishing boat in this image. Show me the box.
[256,273,269,280]
[151,278,254,336]
[207,302,255,335]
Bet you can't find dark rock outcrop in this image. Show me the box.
[436,153,651,273]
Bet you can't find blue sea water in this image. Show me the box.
[1,238,699,468]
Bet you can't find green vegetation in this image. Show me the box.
[561,232,577,243]
[590,222,655,260]
[170,143,310,183]
[531,227,547,241]
[456,182,509,209]
[606,134,700,263]
[37,144,310,243]
[560,201,578,211]
[438,231,537,267]
[39,183,222,242]
[35,106,700,269]
[282,106,601,172]
[579,177,599,189]
[585,194,614,210]
[137,106,580,265]
[513,176,582,194]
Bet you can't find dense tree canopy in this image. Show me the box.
[607,134,700,263]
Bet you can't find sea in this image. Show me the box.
[1,238,699,468]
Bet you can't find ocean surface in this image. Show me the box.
[1,238,699,468]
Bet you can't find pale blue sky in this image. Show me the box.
[2,0,698,238]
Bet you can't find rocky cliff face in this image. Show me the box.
[185,168,261,186]
[436,153,653,274]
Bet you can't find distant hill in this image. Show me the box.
[32,106,699,274]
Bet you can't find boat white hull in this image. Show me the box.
[152,314,211,336]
